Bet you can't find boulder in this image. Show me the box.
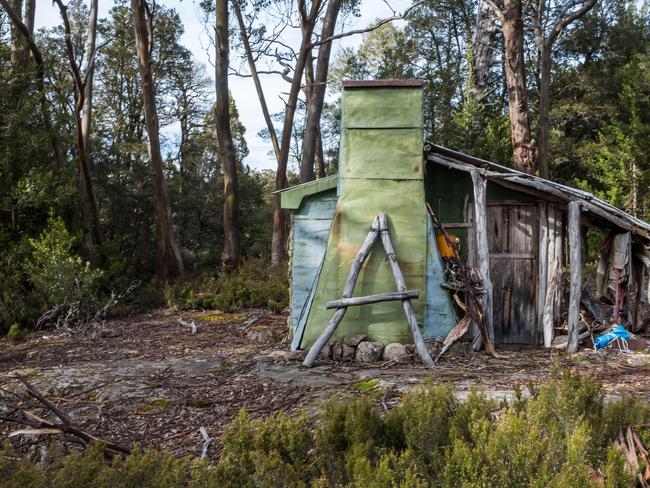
[246,326,280,343]
[343,335,367,347]
[266,350,289,360]
[355,341,384,363]
[287,350,308,361]
[382,343,410,362]
[318,343,334,360]
[332,343,355,362]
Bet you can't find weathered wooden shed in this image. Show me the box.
[281,80,650,352]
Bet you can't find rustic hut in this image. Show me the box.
[280,79,650,354]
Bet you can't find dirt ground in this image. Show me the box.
[2,309,650,461]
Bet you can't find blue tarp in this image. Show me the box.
[594,324,630,350]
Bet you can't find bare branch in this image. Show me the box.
[547,0,597,46]
[309,1,425,49]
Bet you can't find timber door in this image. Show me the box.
[487,203,539,344]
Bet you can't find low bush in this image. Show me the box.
[165,259,289,313]
[6,323,23,342]
[0,372,645,487]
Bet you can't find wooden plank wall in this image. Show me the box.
[539,203,564,346]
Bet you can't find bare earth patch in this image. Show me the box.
[1,309,650,461]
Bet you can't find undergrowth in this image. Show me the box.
[1,372,647,487]
[164,259,289,313]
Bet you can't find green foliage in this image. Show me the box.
[165,259,288,312]
[0,373,648,486]
[25,213,102,309]
[6,323,24,342]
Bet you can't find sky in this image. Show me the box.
[34,0,411,170]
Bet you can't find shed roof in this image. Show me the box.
[277,174,338,210]
[425,144,650,239]
[277,144,650,240]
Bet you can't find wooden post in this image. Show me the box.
[537,203,549,345]
[303,217,380,367]
[378,213,435,368]
[541,206,561,347]
[567,201,581,353]
[470,170,494,348]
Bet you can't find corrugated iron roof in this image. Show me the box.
[425,143,650,239]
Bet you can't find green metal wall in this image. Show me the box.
[298,85,432,348]
[289,190,337,350]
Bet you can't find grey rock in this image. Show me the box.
[382,343,410,362]
[246,327,280,343]
[332,343,355,362]
[287,349,308,361]
[318,343,334,360]
[355,341,384,363]
[267,350,289,360]
[343,335,367,347]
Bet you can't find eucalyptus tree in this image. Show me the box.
[53,0,102,260]
[132,0,185,281]
[530,0,597,178]
[215,0,241,272]
[481,0,536,173]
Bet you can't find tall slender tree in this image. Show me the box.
[300,0,341,183]
[484,0,536,174]
[54,0,102,260]
[0,0,64,170]
[132,0,185,281]
[532,0,597,178]
[215,0,241,272]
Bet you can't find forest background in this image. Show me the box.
[1,0,648,335]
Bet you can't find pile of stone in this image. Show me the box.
[317,335,415,363]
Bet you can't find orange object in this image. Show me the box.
[436,233,459,257]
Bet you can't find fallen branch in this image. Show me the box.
[426,203,497,358]
[435,315,472,364]
[1,374,131,457]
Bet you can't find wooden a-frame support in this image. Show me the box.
[303,212,435,368]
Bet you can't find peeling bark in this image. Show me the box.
[215,0,241,272]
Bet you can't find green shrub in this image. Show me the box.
[24,213,102,309]
[0,373,648,487]
[165,259,288,312]
[6,323,23,342]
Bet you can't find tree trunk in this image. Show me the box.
[215,0,241,272]
[315,128,325,178]
[537,47,551,179]
[534,0,596,179]
[272,0,322,264]
[9,0,23,67]
[0,0,64,171]
[472,0,499,98]
[132,0,185,281]
[232,1,281,164]
[55,0,102,260]
[300,0,341,183]
[81,0,97,159]
[501,0,535,174]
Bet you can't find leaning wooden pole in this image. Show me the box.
[567,201,582,353]
[470,170,494,349]
[303,217,380,367]
[378,213,435,368]
[426,203,497,358]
